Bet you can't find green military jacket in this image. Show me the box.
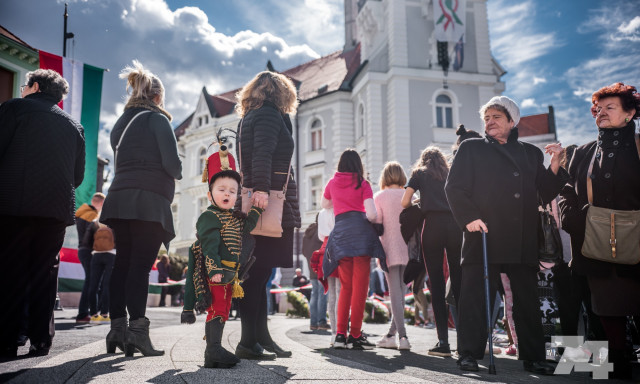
[183,204,262,311]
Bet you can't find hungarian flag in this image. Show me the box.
[39,51,104,208]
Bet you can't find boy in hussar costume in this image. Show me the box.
[181,141,262,368]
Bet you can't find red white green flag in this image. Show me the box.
[38,51,104,208]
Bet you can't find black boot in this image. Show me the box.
[204,319,240,368]
[125,317,164,357]
[106,317,127,353]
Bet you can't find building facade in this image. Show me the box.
[171,0,556,256]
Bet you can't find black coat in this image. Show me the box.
[0,93,85,225]
[236,101,301,229]
[558,122,640,279]
[445,129,568,266]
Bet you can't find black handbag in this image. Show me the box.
[538,201,563,264]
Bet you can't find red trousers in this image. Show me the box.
[336,255,371,338]
[206,283,233,323]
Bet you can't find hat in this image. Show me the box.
[483,96,520,127]
[201,146,240,185]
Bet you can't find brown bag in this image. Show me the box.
[93,224,115,252]
[581,134,640,265]
[237,118,291,238]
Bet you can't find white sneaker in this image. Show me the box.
[376,335,398,349]
[398,336,411,350]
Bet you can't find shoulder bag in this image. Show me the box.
[581,134,640,264]
[537,198,563,266]
[237,117,290,238]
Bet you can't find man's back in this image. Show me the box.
[0,93,85,224]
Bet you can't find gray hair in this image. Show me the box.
[479,103,512,122]
[119,60,165,107]
[26,69,69,102]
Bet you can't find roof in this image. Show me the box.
[175,45,362,138]
[0,25,37,51]
[518,112,551,137]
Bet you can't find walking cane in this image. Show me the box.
[481,229,496,374]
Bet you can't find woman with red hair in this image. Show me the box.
[559,82,640,380]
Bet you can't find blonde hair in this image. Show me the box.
[235,71,298,117]
[119,60,165,107]
[412,146,449,181]
[379,161,407,189]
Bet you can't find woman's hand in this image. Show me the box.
[252,191,269,209]
[180,310,196,324]
[466,219,488,233]
[211,273,223,283]
[545,143,564,175]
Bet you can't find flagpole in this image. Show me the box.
[63,3,74,57]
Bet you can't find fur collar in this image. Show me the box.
[124,98,172,121]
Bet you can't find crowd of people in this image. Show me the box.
[0,62,638,380]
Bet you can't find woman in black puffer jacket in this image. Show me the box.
[100,61,182,357]
[234,71,301,360]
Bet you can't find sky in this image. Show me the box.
[1,0,639,171]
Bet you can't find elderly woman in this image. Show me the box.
[100,61,182,357]
[559,83,640,380]
[234,71,301,360]
[445,96,566,375]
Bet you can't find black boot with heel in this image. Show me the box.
[124,317,164,357]
[106,317,127,353]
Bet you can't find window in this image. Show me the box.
[198,196,209,213]
[198,148,207,176]
[357,103,365,138]
[310,176,322,210]
[205,116,209,125]
[171,203,179,234]
[435,94,453,128]
[310,119,322,151]
[198,117,202,127]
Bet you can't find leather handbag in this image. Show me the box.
[537,200,563,264]
[237,117,291,238]
[581,136,640,265]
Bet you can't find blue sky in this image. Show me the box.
[1,0,638,163]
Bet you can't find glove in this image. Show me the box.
[181,310,196,324]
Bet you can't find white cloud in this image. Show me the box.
[236,0,344,55]
[521,98,537,108]
[533,77,547,85]
[618,16,640,34]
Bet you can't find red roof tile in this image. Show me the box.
[518,113,549,137]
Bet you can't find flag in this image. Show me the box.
[39,51,104,208]
[433,0,466,43]
[453,35,464,71]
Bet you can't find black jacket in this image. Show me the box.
[236,102,301,229]
[0,93,85,224]
[558,122,640,278]
[445,129,568,266]
[108,107,182,201]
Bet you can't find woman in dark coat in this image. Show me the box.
[558,82,640,379]
[234,71,301,360]
[445,96,566,375]
[100,61,182,357]
[401,146,462,357]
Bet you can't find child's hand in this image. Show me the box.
[211,273,222,283]
[181,310,196,324]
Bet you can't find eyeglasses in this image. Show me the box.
[20,84,28,92]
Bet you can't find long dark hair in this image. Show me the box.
[337,148,365,190]
[411,146,449,181]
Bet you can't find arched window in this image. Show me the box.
[198,148,207,176]
[357,103,365,139]
[310,118,323,151]
[435,94,453,128]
